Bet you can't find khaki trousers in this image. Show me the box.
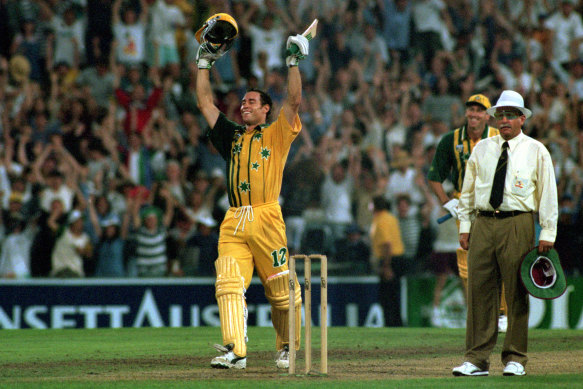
[465,212,534,370]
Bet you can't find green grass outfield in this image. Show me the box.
[1,327,582,388]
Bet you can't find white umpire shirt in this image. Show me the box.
[458,131,558,243]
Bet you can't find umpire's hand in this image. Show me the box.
[459,233,469,250]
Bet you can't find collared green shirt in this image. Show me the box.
[427,124,499,194]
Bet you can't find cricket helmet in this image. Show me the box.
[195,13,238,46]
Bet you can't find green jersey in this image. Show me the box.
[427,124,499,194]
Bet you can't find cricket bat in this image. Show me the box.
[302,18,318,41]
[286,19,318,56]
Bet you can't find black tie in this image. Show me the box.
[489,141,509,209]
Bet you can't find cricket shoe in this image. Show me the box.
[275,345,289,369]
[211,344,246,369]
[452,362,489,376]
[503,361,525,376]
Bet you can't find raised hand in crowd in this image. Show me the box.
[46,197,65,233]
[156,184,176,229]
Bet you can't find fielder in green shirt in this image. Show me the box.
[427,94,507,332]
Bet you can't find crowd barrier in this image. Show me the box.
[1,276,582,329]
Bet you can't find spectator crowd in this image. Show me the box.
[0,0,582,280]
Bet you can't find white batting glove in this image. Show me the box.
[285,34,309,67]
[443,198,459,219]
[196,42,230,69]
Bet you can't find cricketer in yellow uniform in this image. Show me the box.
[209,107,302,354]
[196,30,309,369]
[427,94,507,321]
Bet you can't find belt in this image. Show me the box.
[478,210,529,219]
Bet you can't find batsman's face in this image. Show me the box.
[465,104,489,131]
[241,91,268,126]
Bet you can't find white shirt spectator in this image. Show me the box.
[0,228,35,278]
[385,167,425,207]
[412,0,454,51]
[114,22,147,64]
[148,0,184,48]
[385,122,407,152]
[51,14,85,66]
[412,0,447,33]
[51,228,91,277]
[544,6,583,64]
[40,185,75,213]
[321,171,354,225]
[496,64,540,94]
[248,23,286,72]
[508,0,549,29]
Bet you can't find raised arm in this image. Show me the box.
[32,144,54,185]
[138,0,149,24]
[35,0,55,20]
[272,3,298,33]
[282,66,301,125]
[235,2,259,31]
[282,34,309,124]
[159,186,176,228]
[193,16,242,127]
[112,0,122,24]
[196,68,220,129]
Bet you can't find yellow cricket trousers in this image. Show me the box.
[218,201,289,289]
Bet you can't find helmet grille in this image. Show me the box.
[205,20,237,44]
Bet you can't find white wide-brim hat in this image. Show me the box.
[486,90,532,119]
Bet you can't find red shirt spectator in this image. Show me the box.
[115,84,163,136]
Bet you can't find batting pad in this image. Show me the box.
[456,247,468,281]
[215,256,247,357]
[265,271,302,351]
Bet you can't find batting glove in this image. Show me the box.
[196,42,230,69]
[443,198,459,220]
[285,34,309,67]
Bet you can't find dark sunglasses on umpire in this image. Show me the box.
[494,111,521,120]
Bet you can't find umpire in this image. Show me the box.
[452,90,558,376]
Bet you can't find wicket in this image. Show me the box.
[288,254,328,375]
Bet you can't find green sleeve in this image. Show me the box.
[206,113,241,161]
[427,132,454,183]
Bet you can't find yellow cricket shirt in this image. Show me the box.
[208,109,301,207]
[370,210,405,259]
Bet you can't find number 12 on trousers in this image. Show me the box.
[271,248,288,267]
